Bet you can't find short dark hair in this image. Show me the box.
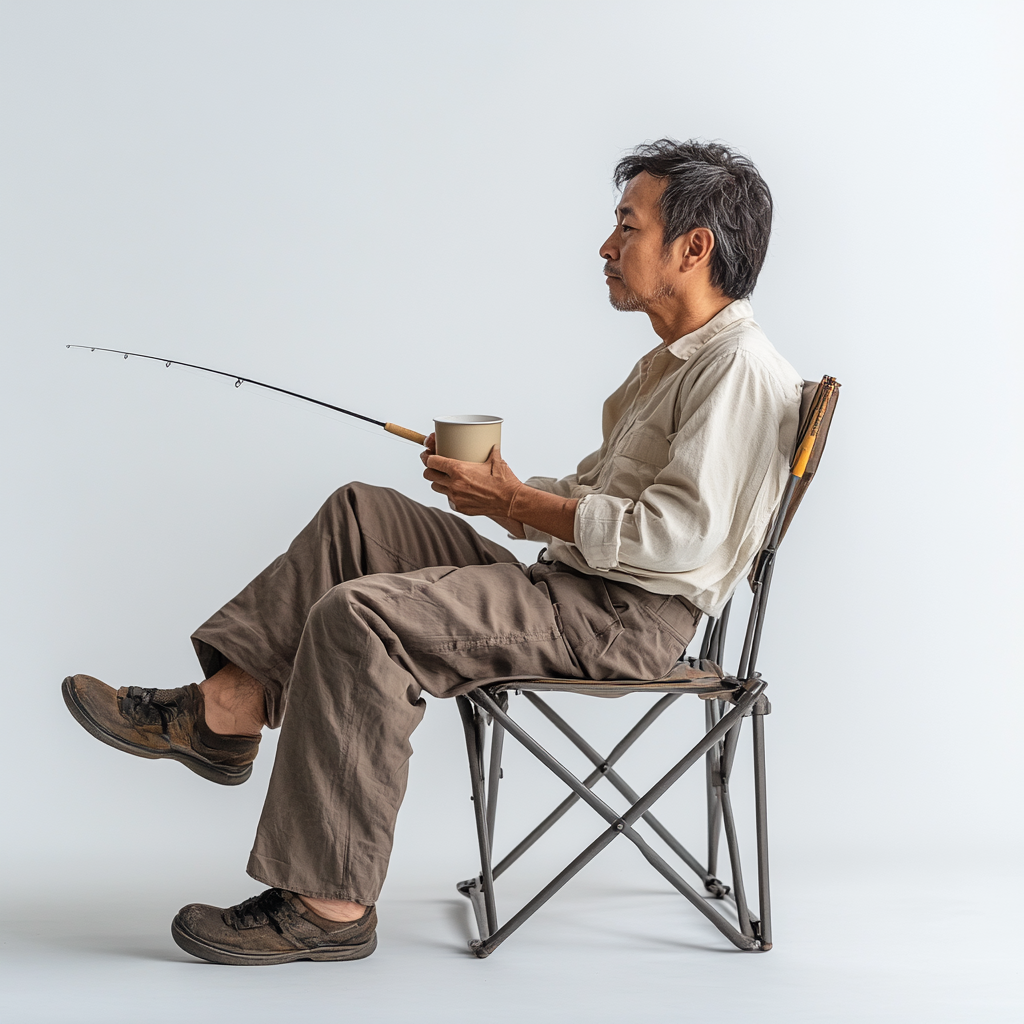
[613,139,772,300]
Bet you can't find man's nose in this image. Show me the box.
[600,230,618,261]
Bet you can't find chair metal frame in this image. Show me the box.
[455,376,840,958]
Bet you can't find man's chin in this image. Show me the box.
[608,291,648,312]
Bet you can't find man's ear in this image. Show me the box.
[674,227,716,273]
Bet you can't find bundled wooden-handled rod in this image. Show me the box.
[66,345,428,446]
[791,375,839,478]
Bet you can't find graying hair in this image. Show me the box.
[613,140,772,300]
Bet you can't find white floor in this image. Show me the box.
[2,858,1019,1024]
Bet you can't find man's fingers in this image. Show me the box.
[426,453,457,473]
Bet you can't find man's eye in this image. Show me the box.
[621,224,634,232]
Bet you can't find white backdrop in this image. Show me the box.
[0,2,1021,1018]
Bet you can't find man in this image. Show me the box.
[62,139,803,965]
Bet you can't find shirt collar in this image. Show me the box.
[665,298,753,362]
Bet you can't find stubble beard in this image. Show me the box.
[607,280,675,312]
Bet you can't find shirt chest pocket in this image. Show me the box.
[612,426,671,469]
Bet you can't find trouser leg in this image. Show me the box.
[191,482,520,727]
[246,561,700,903]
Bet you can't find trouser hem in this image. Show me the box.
[246,854,377,906]
[191,625,291,728]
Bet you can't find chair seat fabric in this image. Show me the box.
[483,656,729,697]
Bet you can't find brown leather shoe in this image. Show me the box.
[171,889,378,965]
[61,674,259,785]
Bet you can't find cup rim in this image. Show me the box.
[433,414,503,425]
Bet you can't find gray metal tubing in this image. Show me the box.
[617,681,765,830]
[738,476,796,681]
[470,686,765,952]
[522,691,608,765]
[465,880,489,940]
[705,699,722,878]
[485,721,505,852]
[714,599,732,663]
[719,784,755,938]
[469,724,757,954]
[708,788,724,878]
[456,696,498,937]
[523,692,708,880]
[474,680,764,840]
[744,556,777,682]
[491,693,680,878]
[477,825,624,955]
[482,804,754,956]
[767,475,798,551]
[475,712,488,784]
[493,780,597,879]
[721,720,743,780]
[714,720,760,926]
[699,616,716,661]
[708,707,727,874]
[715,722,755,926]
[469,692,640,832]
[736,585,762,683]
[752,710,772,948]
[611,810,757,950]
[592,762,708,880]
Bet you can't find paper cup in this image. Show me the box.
[434,415,503,463]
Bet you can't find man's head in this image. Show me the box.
[601,140,772,332]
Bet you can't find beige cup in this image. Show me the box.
[434,415,503,463]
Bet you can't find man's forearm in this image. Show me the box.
[488,514,527,539]
[422,444,577,543]
[509,486,578,544]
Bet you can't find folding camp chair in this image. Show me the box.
[455,375,840,957]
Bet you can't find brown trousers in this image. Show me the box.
[192,483,700,904]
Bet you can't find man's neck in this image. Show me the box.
[648,292,735,346]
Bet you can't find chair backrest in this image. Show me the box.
[777,377,841,544]
[719,375,840,679]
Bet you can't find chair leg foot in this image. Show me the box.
[703,876,731,898]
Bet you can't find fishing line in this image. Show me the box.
[67,345,427,445]
[173,365,413,446]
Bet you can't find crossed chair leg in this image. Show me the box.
[455,680,773,957]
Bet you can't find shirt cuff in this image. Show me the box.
[574,492,631,570]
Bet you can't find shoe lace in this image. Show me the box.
[228,890,287,932]
[119,687,180,743]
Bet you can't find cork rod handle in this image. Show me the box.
[384,422,428,445]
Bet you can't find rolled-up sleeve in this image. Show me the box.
[572,350,787,574]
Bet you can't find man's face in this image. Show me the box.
[600,171,674,312]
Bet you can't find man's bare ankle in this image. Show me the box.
[200,664,267,737]
[298,894,368,923]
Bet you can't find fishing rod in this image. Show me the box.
[66,345,428,445]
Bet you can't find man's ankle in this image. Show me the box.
[200,664,267,736]
[297,894,368,923]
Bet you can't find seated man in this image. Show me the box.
[62,139,803,966]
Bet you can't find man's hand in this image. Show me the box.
[419,434,577,543]
[421,436,524,518]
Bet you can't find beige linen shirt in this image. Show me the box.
[523,299,803,617]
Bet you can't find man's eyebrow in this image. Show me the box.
[616,204,636,219]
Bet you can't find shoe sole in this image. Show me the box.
[170,915,378,965]
[61,677,252,787]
